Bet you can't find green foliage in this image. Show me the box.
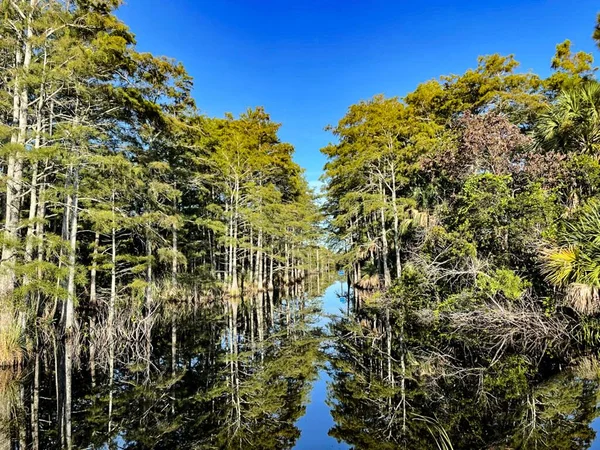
[542,200,600,314]
[534,81,600,155]
[321,21,600,449]
[483,355,532,400]
[477,268,529,301]
[545,40,596,94]
[423,225,477,261]
[449,174,555,270]
[405,54,544,125]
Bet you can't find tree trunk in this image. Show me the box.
[31,349,40,450]
[90,231,99,306]
[256,230,263,291]
[145,229,153,307]
[145,228,153,379]
[380,206,391,288]
[249,227,254,286]
[64,337,73,450]
[34,160,47,318]
[284,241,290,285]
[390,166,402,280]
[268,248,274,291]
[171,223,178,301]
[171,315,177,373]
[230,181,240,295]
[379,180,391,288]
[64,165,79,335]
[107,199,116,432]
[226,200,232,285]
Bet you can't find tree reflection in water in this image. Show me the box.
[0,278,327,450]
[327,293,600,450]
[4,278,600,450]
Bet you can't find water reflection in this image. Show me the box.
[327,292,600,449]
[5,279,600,449]
[0,278,330,449]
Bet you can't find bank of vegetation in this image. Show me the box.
[322,13,600,449]
[0,0,329,369]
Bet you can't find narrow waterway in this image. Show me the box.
[295,282,349,449]
[3,278,600,449]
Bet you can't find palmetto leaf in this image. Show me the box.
[534,81,600,155]
[542,201,600,313]
[542,247,577,286]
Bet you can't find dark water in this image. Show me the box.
[3,278,600,449]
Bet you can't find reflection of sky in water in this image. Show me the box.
[295,282,350,449]
[592,415,600,449]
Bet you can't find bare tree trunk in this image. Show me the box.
[145,229,153,308]
[380,207,391,288]
[171,223,177,372]
[0,0,36,301]
[226,200,232,285]
[0,58,21,300]
[172,224,178,286]
[256,292,264,351]
[230,180,240,295]
[284,241,290,285]
[65,166,79,334]
[86,227,99,383]
[53,338,63,448]
[171,315,177,373]
[109,206,116,334]
[63,165,79,450]
[23,57,46,303]
[90,231,99,306]
[232,300,241,424]
[390,166,402,280]
[55,183,72,324]
[400,315,406,434]
[256,230,263,291]
[249,227,254,286]
[107,340,114,436]
[379,181,391,288]
[24,162,39,264]
[269,290,274,326]
[1,64,24,297]
[64,337,73,450]
[145,228,153,379]
[268,247,274,291]
[31,348,40,450]
[22,159,38,312]
[34,161,47,319]
[385,305,394,387]
[316,247,320,274]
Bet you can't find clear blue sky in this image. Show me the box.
[117,0,599,187]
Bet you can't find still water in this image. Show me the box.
[3,277,600,449]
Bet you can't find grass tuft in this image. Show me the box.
[0,311,24,368]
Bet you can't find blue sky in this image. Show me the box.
[117,0,599,188]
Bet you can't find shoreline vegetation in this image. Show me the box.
[0,0,334,372]
[319,12,600,449]
[0,275,334,449]
[3,1,600,449]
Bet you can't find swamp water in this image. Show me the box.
[2,278,600,449]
